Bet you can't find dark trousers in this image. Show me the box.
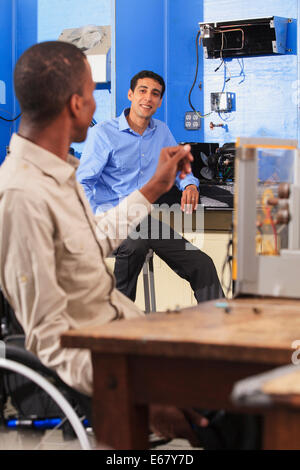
[113,216,224,303]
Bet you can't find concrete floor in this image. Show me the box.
[0,427,201,450]
[1,389,201,450]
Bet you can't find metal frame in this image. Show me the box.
[234,137,300,298]
[143,249,156,313]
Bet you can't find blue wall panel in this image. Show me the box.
[0,0,14,163]
[165,0,204,143]
[0,0,37,164]
[115,0,166,121]
[13,0,38,131]
[15,0,38,58]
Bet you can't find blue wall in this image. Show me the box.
[0,0,112,162]
[0,0,37,164]
[115,0,166,121]
[115,0,299,145]
[0,0,15,163]
[165,0,204,143]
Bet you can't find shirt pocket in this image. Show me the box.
[110,139,139,173]
[63,236,86,255]
[59,234,97,291]
[109,152,126,173]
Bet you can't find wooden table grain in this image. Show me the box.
[61,297,300,450]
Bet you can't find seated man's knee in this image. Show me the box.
[118,236,148,259]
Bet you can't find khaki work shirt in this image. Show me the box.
[0,134,151,395]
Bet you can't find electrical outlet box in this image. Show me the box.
[185,112,201,130]
[211,92,233,112]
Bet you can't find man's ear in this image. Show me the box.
[128,88,133,102]
[69,94,82,118]
[157,97,163,108]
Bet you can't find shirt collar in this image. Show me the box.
[8,133,77,185]
[118,108,156,133]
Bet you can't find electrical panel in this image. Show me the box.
[211,92,233,112]
[199,16,289,59]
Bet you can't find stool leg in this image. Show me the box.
[148,255,156,312]
[143,262,151,313]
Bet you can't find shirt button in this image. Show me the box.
[141,154,145,157]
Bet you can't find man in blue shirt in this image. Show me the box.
[77,70,223,303]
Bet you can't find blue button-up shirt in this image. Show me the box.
[77,109,199,213]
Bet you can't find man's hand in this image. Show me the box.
[149,405,208,447]
[181,184,199,214]
[140,145,193,204]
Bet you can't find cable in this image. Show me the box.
[188,31,212,119]
[237,58,246,84]
[0,112,21,122]
[221,236,233,298]
[219,33,231,89]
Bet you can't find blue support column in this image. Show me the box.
[115,0,166,121]
[0,0,37,164]
[0,0,14,163]
[114,0,205,141]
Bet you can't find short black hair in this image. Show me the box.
[14,41,87,123]
[130,70,165,98]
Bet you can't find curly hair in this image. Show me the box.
[14,41,87,124]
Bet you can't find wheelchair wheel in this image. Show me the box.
[0,358,93,450]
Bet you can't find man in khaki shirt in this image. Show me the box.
[0,41,208,443]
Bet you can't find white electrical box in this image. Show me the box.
[58,25,111,84]
[211,92,233,112]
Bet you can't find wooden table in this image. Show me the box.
[61,297,300,450]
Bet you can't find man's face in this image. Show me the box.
[128,77,163,120]
[73,60,96,142]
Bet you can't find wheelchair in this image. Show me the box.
[0,290,93,450]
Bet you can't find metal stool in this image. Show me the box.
[107,249,156,313]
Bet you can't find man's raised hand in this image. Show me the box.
[140,145,193,203]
